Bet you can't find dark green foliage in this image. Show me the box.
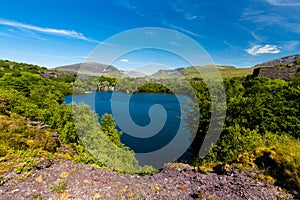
[99,75,118,86]
[0,60,47,74]
[137,83,172,93]
[0,59,155,174]
[73,76,99,94]
[186,80,211,155]
[114,77,194,95]
[100,113,123,147]
[204,124,263,163]
[294,60,300,65]
[188,76,299,155]
[72,103,155,174]
[292,71,300,85]
[188,76,300,195]
[230,77,299,138]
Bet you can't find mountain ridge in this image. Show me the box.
[51,54,300,79]
[255,54,300,67]
[55,62,119,74]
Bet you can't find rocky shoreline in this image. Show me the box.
[0,160,295,199]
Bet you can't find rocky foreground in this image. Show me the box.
[0,160,295,200]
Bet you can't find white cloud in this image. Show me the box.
[185,14,197,20]
[265,0,300,6]
[0,18,99,43]
[120,59,129,63]
[246,44,281,55]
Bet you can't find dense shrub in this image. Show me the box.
[100,113,123,147]
[72,103,155,174]
[189,76,300,196]
[204,124,263,163]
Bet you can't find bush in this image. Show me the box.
[253,134,300,196]
[100,113,123,147]
[200,130,300,196]
[203,124,263,164]
[72,103,156,174]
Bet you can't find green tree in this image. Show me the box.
[100,113,123,147]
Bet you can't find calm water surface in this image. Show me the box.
[65,91,192,162]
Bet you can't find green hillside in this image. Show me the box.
[0,59,155,176]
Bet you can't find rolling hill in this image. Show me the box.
[181,65,253,79]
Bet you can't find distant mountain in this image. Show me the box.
[149,68,184,79]
[55,62,119,74]
[255,54,300,67]
[124,70,147,78]
[54,61,254,79]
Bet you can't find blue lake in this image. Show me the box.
[65,91,193,164]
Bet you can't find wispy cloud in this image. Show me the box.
[241,7,300,37]
[245,44,281,55]
[169,41,180,46]
[120,59,129,63]
[250,31,263,42]
[162,22,204,38]
[284,22,300,34]
[224,40,234,48]
[185,14,198,20]
[18,28,48,41]
[170,0,202,21]
[110,0,145,16]
[0,31,18,38]
[0,18,99,43]
[280,41,299,51]
[240,8,283,25]
[265,0,300,6]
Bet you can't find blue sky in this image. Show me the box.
[0,0,300,69]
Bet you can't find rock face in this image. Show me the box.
[253,65,300,81]
[97,80,115,91]
[38,71,75,78]
[255,54,300,67]
[26,120,51,129]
